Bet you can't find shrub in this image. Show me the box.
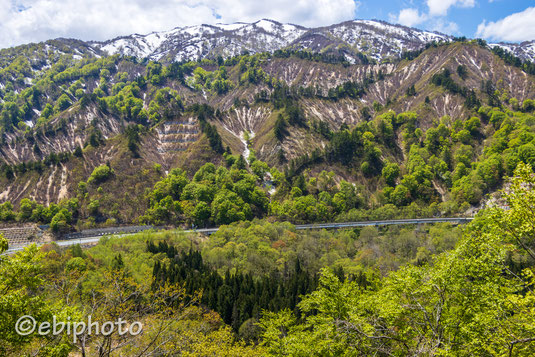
[87,165,113,185]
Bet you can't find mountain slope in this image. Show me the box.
[0,20,534,230]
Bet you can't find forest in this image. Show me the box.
[0,101,534,230]
[0,39,533,231]
[0,30,535,356]
[1,163,534,355]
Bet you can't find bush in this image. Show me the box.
[87,165,113,185]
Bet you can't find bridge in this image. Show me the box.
[3,217,473,254]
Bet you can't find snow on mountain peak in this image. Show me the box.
[93,19,534,63]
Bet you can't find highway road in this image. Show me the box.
[3,217,473,254]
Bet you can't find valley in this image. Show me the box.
[0,15,535,356]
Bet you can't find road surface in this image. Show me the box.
[3,217,473,254]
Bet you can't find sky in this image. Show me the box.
[0,0,533,49]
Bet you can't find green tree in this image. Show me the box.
[261,163,535,356]
[50,210,70,232]
[87,164,113,185]
[54,93,71,113]
[381,162,400,186]
[0,243,73,355]
[211,190,252,225]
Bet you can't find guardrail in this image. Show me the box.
[192,217,474,235]
[294,217,473,230]
[62,225,156,240]
[4,218,474,255]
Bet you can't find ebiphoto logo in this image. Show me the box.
[15,315,142,343]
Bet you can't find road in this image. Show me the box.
[3,217,473,254]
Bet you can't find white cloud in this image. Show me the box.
[427,0,475,16]
[430,19,460,35]
[390,8,427,27]
[476,7,535,42]
[0,0,358,48]
[389,2,465,35]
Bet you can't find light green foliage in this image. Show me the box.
[464,116,481,134]
[146,61,163,85]
[50,209,72,232]
[381,162,400,186]
[270,176,362,223]
[190,66,234,94]
[211,190,252,224]
[105,83,147,122]
[240,58,267,85]
[250,160,269,180]
[147,87,183,123]
[261,163,535,355]
[0,245,73,355]
[0,233,7,253]
[201,219,459,276]
[87,164,113,185]
[143,163,267,226]
[0,202,16,221]
[40,103,53,119]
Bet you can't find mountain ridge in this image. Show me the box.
[0,18,534,229]
[89,18,535,63]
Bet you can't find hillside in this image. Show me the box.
[3,10,535,357]
[0,20,534,231]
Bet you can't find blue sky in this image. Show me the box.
[363,0,535,41]
[0,0,533,49]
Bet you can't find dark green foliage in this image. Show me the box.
[482,79,501,107]
[189,103,224,153]
[329,129,357,165]
[360,106,371,120]
[278,149,285,164]
[4,165,14,180]
[149,243,320,331]
[273,49,358,65]
[328,80,368,100]
[456,65,468,80]
[401,48,424,61]
[285,103,306,127]
[491,46,535,75]
[85,125,105,148]
[125,124,141,157]
[464,89,481,109]
[274,114,287,141]
[73,146,83,158]
[203,123,224,153]
[431,68,465,96]
[54,94,71,112]
[431,68,482,109]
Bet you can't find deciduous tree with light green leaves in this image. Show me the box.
[260,162,535,356]
[0,239,74,355]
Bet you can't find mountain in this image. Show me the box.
[91,19,535,63]
[91,18,449,63]
[0,19,534,231]
[490,41,535,63]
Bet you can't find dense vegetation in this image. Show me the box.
[1,163,534,355]
[0,39,533,232]
[259,163,535,356]
[149,242,319,334]
[0,102,534,233]
[2,27,535,357]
